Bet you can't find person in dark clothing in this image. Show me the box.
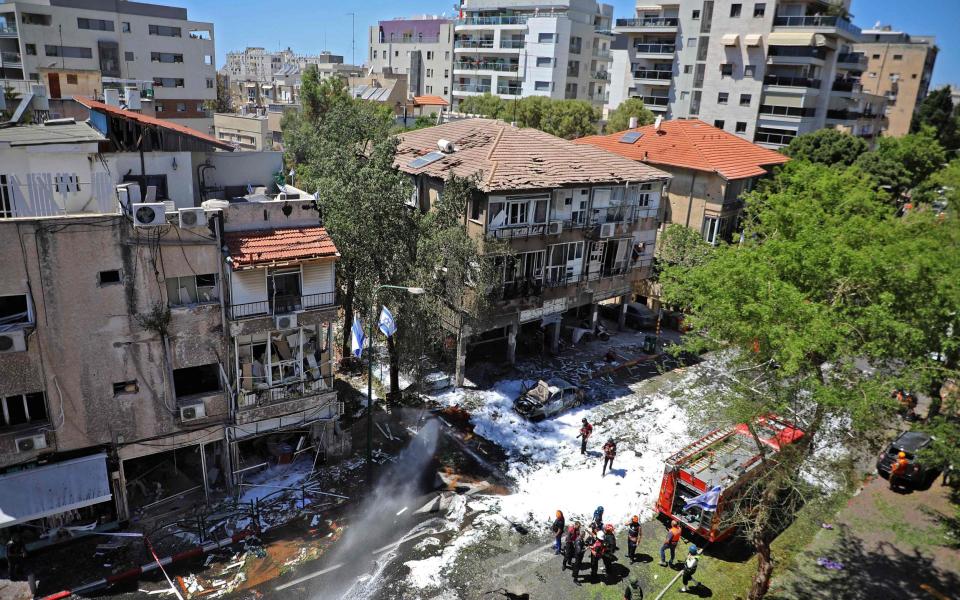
[5,532,26,580]
[660,520,683,567]
[562,523,579,570]
[577,418,593,455]
[572,530,588,581]
[602,438,617,475]
[626,515,642,561]
[551,510,566,555]
[592,506,604,532]
[681,545,701,592]
[623,578,643,600]
[601,523,618,578]
[589,536,604,579]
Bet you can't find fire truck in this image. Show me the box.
[655,415,805,543]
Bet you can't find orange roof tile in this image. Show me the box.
[225,226,338,269]
[575,119,789,180]
[413,95,449,107]
[74,96,235,151]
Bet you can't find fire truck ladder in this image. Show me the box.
[667,427,734,467]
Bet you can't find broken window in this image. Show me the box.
[236,325,330,406]
[0,294,30,326]
[113,380,139,396]
[173,364,221,398]
[166,273,219,306]
[1,392,48,427]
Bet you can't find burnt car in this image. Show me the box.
[877,431,939,485]
[598,302,657,330]
[513,378,586,421]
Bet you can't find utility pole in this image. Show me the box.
[347,12,356,66]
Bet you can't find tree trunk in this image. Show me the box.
[340,276,355,362]
[387,335,400,401]
[748,535,774,600]
[747,478,780,600]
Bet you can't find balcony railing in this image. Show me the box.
[759,104,817,118]
[228,291,336,320]
[633,69,673,81]
[615,17,679,28]
[772,15,860,35]
[593,47,610,58]
[382,34,441,43]
[500,39,525,49]
[238,376,335,411]
[455,39,494,49]
[826,109,862,120]
[497,84,522,95]
[454,61,519,72]
[831,79,861,93]
[592,71,609,80]
[836,52,866,66]
[453,83,492,93]
[767,45,827,60]
[763,74,821,88]
[0,24,17,35]
[457,15,529,26]
[0,51,22,65]
[494,277,544,301]
[635,43,676,54]
[755,131,796,146]
[636,95,670,106]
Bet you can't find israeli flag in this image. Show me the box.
[378,306,397,337]
[683,485,721,512]
[351,318,365,358]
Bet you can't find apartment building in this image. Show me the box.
[854,26,937,137]
[395,119,669,384]
[609,1,885,148]
[0,106,341,543]
[223,47,348,83]
[368,16,456,104]
[0,0,216,129]
[452,0,614,109]
[214,111,271,151]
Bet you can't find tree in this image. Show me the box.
[1,85,20,121]
[911,87,958,149]
[656,223,714,268]
[605,97,656,133]
[300,65,350,123]
[540,99,599,139]
[203,73,233,114]
[458,93,505,119]
[661,160,960,599]
[511,95,553,130]
[853,129,947,199]
[783,128,868,167]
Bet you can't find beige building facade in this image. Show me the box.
[214,111,271,151]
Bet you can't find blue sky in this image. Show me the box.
[178,0,958,87]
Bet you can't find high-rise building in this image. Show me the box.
[452,0,614,109]
[608,1,887,148]
[854,26,937,138]
[0,0,216,129]
[367,16,456,104]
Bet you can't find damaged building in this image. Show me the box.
[394,118,671,385]
[0,101,341,554]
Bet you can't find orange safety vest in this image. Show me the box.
[892,457,909,476]
[669,526,682,544]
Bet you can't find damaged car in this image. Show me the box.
[514,378,586,421]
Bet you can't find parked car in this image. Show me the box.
[420,370,453,392]
[598,302,656,330]
[877,431,938,485]
[513,378,586,421]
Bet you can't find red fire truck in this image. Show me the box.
[655,415,805,543]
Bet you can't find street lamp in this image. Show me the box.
[367,284,426,483]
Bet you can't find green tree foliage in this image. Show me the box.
[300,65,351,123]
[783,128,868,167]
[661,160,960,599]
[203,73,233,114]
[656,223,714,267]
[914,158,960,207]
[1,85,21,120]
[458,92,505,119]
[911,86,958,149]
[853,128,947,199]
[605,97,656,133]
[510,95,552,130]
[458,94,598,138]
[539,99,599,139]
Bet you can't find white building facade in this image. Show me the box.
[368,17,456,103]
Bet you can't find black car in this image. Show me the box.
[877,431,938,485]
[598,302,656,330]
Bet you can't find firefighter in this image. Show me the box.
[889,451,911,490]
[602,523,618,578]
[577,418,594,455]
[680,545,701,592]
[659,520,683,567]
[573,529,591,581]
[626,515,642,562]
[589,533,605,579]
[562,523,579,570]
[551,510,566,555]
[592,506,604,532]
[602,438,617,476]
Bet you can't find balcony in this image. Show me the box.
[497,83,523,96]
[235,377,337,425]
[615,17,679,31]
[593,47,610,59]
[455,39,494,49]
[767,45,827,62]
[0,24,16,37]
[457,15,528,27]
[592,71,609,81]
[453,82,492,94]
[634,43,676,56]
[759,104,817,118]
[500,39,525,49]
[831,79,862,93]
[228,291,336,321]
[494,278,544,302]
[0,51,22,68]
[486,222,559,240]
[633,69,673,84]
[453,61,519,73]
[634,95,670,109]
[754,129,796,147]
[763,74,821,89]
[381,34,441,43]
[836,52,867,69]
[772,15,861,37]
[826,109,863,121]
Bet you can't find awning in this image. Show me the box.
[767,32,816,46]
[721,34,739,46]
[745,34,762,46]
[261,84,272,89]
[0,454,112,528]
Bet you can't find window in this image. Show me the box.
[204,55,213,65]
[151,52,184,63]
[535,81,551,91]
[425,85,433,94]
[153,77,185,88]
[394,51,399,57]
[687,37,697,47]
[718,92,729,104]
[0,295,30,325]
[893,54,903,61]
[21,13,51,26]
[680,90,689,100]
[720,63,734,77]
[173,364,221,398]
[470,197,482,221]
[692,9,701,19]
[113,380,139,396]
[538,33,556,43]
[683,65,692,74]
[536,56,553,67]
[1,393,47,428]
[872,54,880,59]
[176,102,186,112]
[122,21,131,33]
[155,103,164,112]
[702,216,728,245]
[0,175,12,218]
[740,93,751,106]
[426,51,434,60]
[744,64,756,78]
[98,270,122,285]
[426,68,433,77]
[912,73,918,79]
[714,119,725,129]
[730,3,742,17]
[206,78,214,88]
[149,24,182,37]
[124,51,134,61]
[66,74,78,85]
[77,17,114,31]
[45,45,93,59]
[736,121,747,133]
[166,274,218,306]
[753,3,766,17]
[445,51,450,60]
[25,44,36,56]
[372,50,377,58]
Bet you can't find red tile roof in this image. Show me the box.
[74,96,235,151]
[575,119,789,180]
[413,95,449,107]
[225,226,338,269]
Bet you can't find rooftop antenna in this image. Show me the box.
[347,12,356,65]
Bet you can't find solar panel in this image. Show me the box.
[619,131,644,144]
[408,150,445,169]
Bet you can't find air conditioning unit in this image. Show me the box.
[179,402,207,422]
[547,221,563,235]
[177,207,207,229]
[275,313,298,330]
[599,223,617,238]
[15,434,48,453]
[132,202,167,227]
[0,329,27,353]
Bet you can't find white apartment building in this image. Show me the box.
[223,47,347,83]
[0,0,215,129]
[608,1,885,148]
[367,16,456,103]
[452,0,614,109]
